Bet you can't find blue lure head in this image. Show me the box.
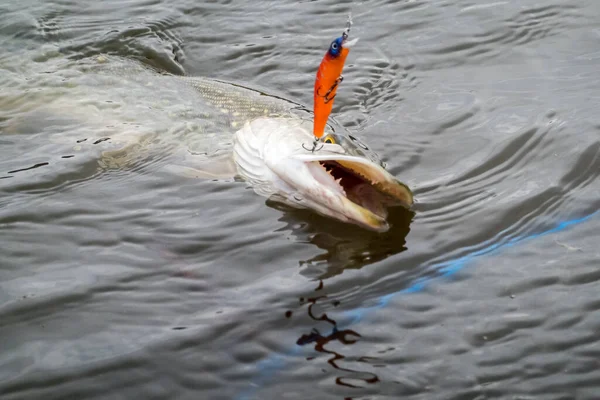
[327,36,344,58]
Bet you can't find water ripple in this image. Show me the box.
[2,0,600,399]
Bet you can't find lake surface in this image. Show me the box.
[1,0,600,399]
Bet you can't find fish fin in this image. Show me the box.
[164,154,238,180]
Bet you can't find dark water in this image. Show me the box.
[1,0,600,399]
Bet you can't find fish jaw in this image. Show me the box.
[233,117,414,232]
[290,152,414,209]
[285,153,413,231]
[270,157,391,231]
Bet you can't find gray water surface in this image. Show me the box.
[1,1,600,399]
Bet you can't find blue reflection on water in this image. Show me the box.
[237,211,597,399]
[340,211,597,326]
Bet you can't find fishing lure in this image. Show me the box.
[306,16,358,152]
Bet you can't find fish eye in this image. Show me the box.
[331,42,338,50]
[324,136,335,144]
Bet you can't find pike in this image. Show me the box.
[3,50,413,232]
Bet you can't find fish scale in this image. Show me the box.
[182,76,300,129]
[2,55,306,163]
[81,54,301,129]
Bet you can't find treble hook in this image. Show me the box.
[316,75,344,104]
[302,137,324,152]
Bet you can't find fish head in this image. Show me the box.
[233,117,413,232]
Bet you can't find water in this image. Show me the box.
[1,1,599,399]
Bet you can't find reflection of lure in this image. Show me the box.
[313,17,358,142]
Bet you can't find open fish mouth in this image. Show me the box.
[320,159,411,215]
[233,118,412,231]
[295,153,413,231]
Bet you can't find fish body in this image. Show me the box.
[2,55,412,231]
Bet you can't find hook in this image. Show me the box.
[316,75,344,104]
[302,137,324,152]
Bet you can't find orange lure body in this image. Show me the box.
[313,38,353,138]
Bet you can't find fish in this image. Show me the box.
[1,54,413,232]
[313,18,358,140]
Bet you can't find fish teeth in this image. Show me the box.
[334,178,346,196]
